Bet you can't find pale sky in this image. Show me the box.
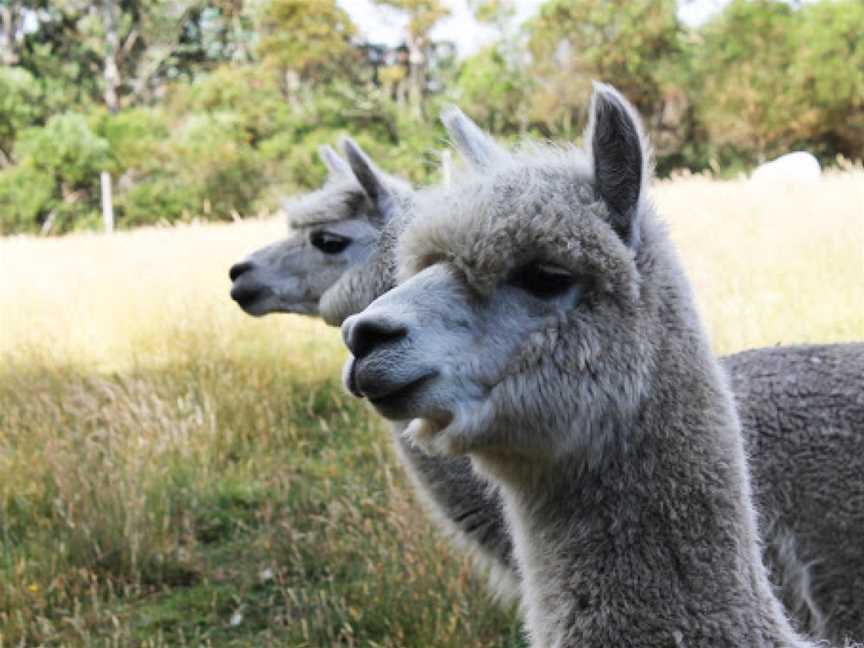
[338,0,732,58]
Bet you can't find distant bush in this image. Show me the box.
[692,0,864,165]
[454,45,532,136]
[117,176,199,228]
[0,163,55,234]
[0,67,46,162]
[95,107,168,172]
[0,0,860,236]
[165,65,294,144]
[0,113,109,233]
[17,113,109,186]
[111,112,268,226]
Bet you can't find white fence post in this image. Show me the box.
[441,149,452,187]
[100,170,114,233]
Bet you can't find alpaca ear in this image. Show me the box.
[341,137,397,226]
[441,106,505,170]
[319,145,351,179]
[585,82,649,249]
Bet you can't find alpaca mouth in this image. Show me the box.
[230,283,271,311]
[230,282,316,317]
[344,358,436,418]
[230,280,281,317]
[368,375,432,410]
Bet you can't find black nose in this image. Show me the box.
[345,316,407,360]
[229,261,254,282]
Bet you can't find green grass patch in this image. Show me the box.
[0,350,523,646]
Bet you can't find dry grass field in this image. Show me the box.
[1,170,862,646]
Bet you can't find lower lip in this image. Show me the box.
[368,374,433,411]
[346,358,362,397]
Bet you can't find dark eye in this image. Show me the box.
[509,262,578,299]
[310,231,351,255]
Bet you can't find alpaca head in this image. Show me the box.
[342,84,670,470]
[229,117,500,325]
[317,139,416,326]
[316,112,506,325]
[229,143,407,317]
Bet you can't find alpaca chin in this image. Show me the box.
[403,417,443,447]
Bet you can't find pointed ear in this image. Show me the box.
[341,137,397,226]
[585,82,649,249]
[441,106,505,170]
[319,145,351,179]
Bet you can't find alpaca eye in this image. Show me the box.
[311,231,351,255]
[509,263,577,299]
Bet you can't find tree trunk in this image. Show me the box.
[0,1,21,65]
[407,37,425,120]
[102,0,121,113]
[282,69,301,109]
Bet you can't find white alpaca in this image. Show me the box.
[341,84,850,646]
[751,151,821,183]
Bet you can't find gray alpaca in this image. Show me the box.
[229,144,410,317]
[228,137,864,641]
[332,132,864,642]
[341,83,849,646]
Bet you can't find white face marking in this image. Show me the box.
[230,218,379,317]
[342,261,585,456]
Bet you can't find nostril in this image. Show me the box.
[229,261,254,282]
[347,317,407,359]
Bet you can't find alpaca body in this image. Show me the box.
[731,344,864,639]
[227,136,864,643]
[341,85,836,646]
[389,343,864,640]
[502,348,801,646]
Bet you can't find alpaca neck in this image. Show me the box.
[489,363,812,648]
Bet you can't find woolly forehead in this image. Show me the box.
[281,178,368,231]
[397,148,638,295]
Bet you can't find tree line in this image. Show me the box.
[0,0,861,235]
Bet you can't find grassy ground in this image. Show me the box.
[1,170,862,646]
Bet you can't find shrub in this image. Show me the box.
[0,67,46,161]
[0,163,55,234]
[0,113,109,233]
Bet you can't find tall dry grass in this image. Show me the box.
[655,169,864,352]
[0,170,861,646]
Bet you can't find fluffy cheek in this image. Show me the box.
[403,398,498,457]
[461,321,636,459]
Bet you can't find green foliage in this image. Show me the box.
[118,176,198,228]
[455,45,532,134]
[792,0,864,157]
[527,0,684,133]
[17,112,110,186]
[255,0,357,83]
[0,67,46,161]
[693,0,800,159]
[116,112,268,226]
[0,344,524,646]
[95,107,169,171]
[0,113,109,233]
[0,0,861,235]
[166,64,294,145]
[0,163,55,234]
[691,0,864,166]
